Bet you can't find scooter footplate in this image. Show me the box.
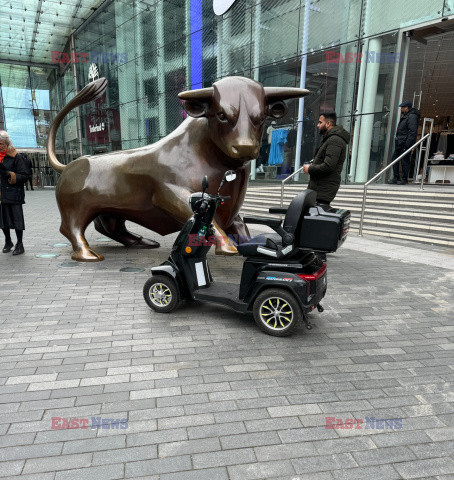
[194,282,247,313]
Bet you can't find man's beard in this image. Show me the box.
[318,127,327,135]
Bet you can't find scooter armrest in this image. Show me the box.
[244,216,294,246]
[268,207,287,214]
[243,216,282,228]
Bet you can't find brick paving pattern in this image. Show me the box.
[0,189,453,479]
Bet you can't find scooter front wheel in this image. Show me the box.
[253,288,301,337]
[143,275,180,313]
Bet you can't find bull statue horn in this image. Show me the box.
[178,87,214,100]
[264,87,310,101]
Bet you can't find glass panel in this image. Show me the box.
[258,0,302,66]
[444,0,454,16]
[347,32,401,183]
[367,0,445,37]
[304,0,362,53]
[0,0,107,63]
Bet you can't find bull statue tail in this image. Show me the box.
[46,78,108,173]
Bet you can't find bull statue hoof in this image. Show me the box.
[72,248,105,262]
[215,242,238,256]
[47,76,309,262]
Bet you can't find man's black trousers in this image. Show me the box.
[392,147,411,181]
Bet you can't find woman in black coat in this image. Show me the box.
[0,131,30,255]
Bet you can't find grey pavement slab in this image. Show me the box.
[0,189,453,478]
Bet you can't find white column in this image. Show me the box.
[355,37,382,183]
[115,0,139,147]
[216,17,223,78]
[348,38,369,181]
[135,0,145,146]
[185,0,191,88]
[348,0,372,181]
[250,0,261,181]
[70,35,83,156]
[156,1,166,137]
[221,13,232,76]
[293,0,311,182]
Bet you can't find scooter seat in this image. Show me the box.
[236,233,282,257]
[239,190,317,259]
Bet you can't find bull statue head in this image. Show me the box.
[178,77,309,164]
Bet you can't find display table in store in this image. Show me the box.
[263,166,278,179]
[428,165,454,183]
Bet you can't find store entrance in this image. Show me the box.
[402,19,454,183]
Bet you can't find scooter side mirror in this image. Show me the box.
[225,171,236,182]
[202,176,208,193]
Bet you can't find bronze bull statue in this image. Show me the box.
[47,76,309,262]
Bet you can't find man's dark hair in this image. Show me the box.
[320,111,337,125]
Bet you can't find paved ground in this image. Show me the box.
[1,189,454,480]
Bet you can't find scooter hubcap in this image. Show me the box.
[259,296,293,330]
[149,283,172,307]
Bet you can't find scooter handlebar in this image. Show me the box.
[196,194,231,214]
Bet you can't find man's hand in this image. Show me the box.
[303,164,310,174]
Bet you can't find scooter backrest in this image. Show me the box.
[282,189,317,234]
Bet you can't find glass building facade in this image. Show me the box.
[1,0,454,183]
[0,64,61,149]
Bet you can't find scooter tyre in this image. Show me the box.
[253,288,301,337]
[143,275,180,313]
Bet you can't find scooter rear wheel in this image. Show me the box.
[253,288,301,337]
[143,275,180,313]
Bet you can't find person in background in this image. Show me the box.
[302,111,350,206]
[388,101,420,185]
[23,153,34,191]
[0,131,30,255]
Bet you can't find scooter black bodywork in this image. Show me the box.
[143,171,350,336]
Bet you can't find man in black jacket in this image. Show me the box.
[303,111,350,205]
[22,153,34,191]
[389,101,420,185]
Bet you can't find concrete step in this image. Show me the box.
[241,206,454,234]
[242,200,454,223]
[242,212,454,247]
[244,192,454,211]
[242,184,454,246]
[241,203,454,226]
[248,186,454,204]
[250,183,454,195]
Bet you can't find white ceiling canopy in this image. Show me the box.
[0,0,106,65]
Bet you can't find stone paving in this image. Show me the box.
[0,189,454,480]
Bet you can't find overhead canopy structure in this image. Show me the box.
[0,0,106,65]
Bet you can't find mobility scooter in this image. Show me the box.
[143,171,350,336]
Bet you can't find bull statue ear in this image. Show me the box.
[267,101,288,119]
[178,87,214,118]
[181,100,209,118]
[264,87,310,119]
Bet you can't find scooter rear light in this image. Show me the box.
[297,263,327,281]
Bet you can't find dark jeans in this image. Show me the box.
[392,148,411,181]
[25,178,34,191]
